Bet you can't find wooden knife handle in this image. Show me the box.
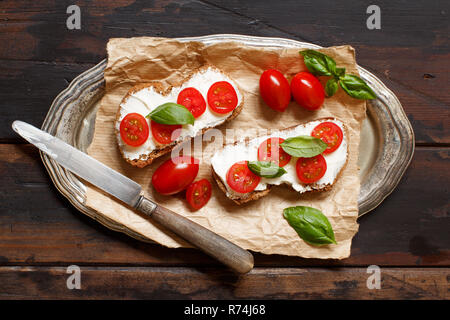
[136,197,254,274]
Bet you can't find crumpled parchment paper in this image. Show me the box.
[85,37,366,259]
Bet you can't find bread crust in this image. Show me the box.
[115,65,244,168]
[211,118,350,204]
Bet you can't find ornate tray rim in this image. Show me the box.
[40,34,415,243]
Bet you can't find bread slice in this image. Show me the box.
[115,65,244,168]
[211,118,349,205]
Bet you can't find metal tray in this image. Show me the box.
[40,34,414,241]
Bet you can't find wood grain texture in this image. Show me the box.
[0,144,448,267]
[0,0,448,143]
[0,266,447,299]
[0,0,448,299]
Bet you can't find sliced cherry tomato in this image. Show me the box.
[186,179,212,210]
[311,122,343,154]
[259,69,291,112]
[119,113,149,147]
[152,156,199,195]
[295,154,327,184]
[257,137,291,167]
[207,81,238,114]
[151,120,182,145]
[290,72,325,111]
[226,161,261,193]
[177,87,206,118]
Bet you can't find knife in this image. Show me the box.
[12,120,254,273]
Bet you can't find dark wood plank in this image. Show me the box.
[0,266,447,299]
[0,1,448,143]
[0,60,95,143]
[0,144,448,266]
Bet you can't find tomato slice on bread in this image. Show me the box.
[119,113,149,147]
[311,122,343,154]
[207,81,238,114]
[226,161,261,193]
[186,179,212,210]
[177,87,206,118]
[296,154,327,184]
[151,120,181,145]
[257,137,291,167]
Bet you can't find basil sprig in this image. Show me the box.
[283,206,337,245]
[146,102,195,125]
[280,135,327,158]
[300,49,376,100]
[247,161,287,178]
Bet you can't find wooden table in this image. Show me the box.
[0,0,448,300]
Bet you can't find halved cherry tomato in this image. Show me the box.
[186,179,212,210]
[290,72,325,111]
[119,113,149,147]
[296,154,327,184]
[152,156,199,195]
[207,81,238,114]
[257,137,291,167]
[151,120,181,145]
[259,69,291,112]
[311,122,343,154]
[177,87,206,118]
[226,161,261,193]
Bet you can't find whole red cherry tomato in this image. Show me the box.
[290,72,325,110]
[259,69,291,112]
[152,156,199,195]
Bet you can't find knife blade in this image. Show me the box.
[12,120,142,207]
[12,120,254,273]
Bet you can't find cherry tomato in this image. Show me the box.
[151,120,181,145]
[226,161,261,193]
[257,137,291,167]
[207,81,238,114]
[295,154,327,184]
[119,113,149,147]
[186,179,212,210]
[311,122,343,154]
[259,69,291,112]
[177,87,206,118]
[290,72,325,110]
[152,156,199,195]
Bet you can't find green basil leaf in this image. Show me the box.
[325,78,339,97]
[147,102,195,125]
[247,161,287,178]
[335,67,346,78]
[283,206,336,245]
[280,136,327,158]
[339,74,377,100]
[300,50,337,76]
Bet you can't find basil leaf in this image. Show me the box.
[300,50,337,76]
[325,78,339,97]
[283,206,336,245]
[280,136,327,158]
[247,161,287,178]
[147,102,195,125]
[335,67,346,78]
[339,74,377,100]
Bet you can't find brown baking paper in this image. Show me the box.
[85,37,366,259]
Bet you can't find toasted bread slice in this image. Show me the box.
[211,118,349,204]
[115,65,244,168]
